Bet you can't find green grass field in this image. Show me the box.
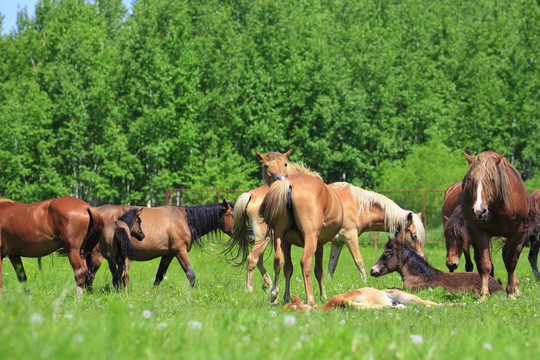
[1,233,539,360]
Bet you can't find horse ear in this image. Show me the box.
[121,206,127,214]
[222,199,232,211]
[495,152,507,165]
[463,152,475,164]
[406,212,413,222]
[283,149,292,159]
[136,207,144,216]
[255,150,265,162]
[417,213,422,219]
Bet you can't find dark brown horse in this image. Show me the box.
[99,208,145,290]
[87,200,234,288]
[0,196,104,296]
[370,238,504,295]
[523,189,540,281]
[260,174,344,306]
[460,151,529,299]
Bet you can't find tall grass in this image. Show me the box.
[1,237,539,359]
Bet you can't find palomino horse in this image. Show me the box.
[98,208,145,290]
[460,151,529,299]
[283,288,440,311]
[0,196,104,296]
[256,149,291,184]
[523,189,540,281]
[327,182,425,279]
[87,200,234,289]
[370,237,504,294]
[442,181,474,272]
[260,174,343,306]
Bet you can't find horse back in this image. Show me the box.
[442,182,462,222]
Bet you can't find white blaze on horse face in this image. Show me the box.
[473,182,484,215]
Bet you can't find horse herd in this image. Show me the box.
[0,150,539,309]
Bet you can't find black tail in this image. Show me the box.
[114,227,135,260]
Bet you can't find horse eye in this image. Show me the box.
[284,163,288,167]
[264,165,269,169]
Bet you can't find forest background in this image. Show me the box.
[1,0,538,230]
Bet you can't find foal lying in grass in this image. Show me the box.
[370,238,504,295]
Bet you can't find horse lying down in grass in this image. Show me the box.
[370,237,504,295]
[283,287,446,311]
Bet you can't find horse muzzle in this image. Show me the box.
[370,266,383,278]
[445,261,458,272]
[273,175,286,181]
[472,207,488,221]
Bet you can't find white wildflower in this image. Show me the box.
[188,320,203,331]
[30,313,44,325]
[157,322,168,330]
[483,343,493,351]
[410,335,424,344]
[142,310,152,318]
[269,311,277,317]
[283,315,297,326]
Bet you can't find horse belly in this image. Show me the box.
[2,238,60,257]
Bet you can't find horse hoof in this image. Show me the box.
[245,285,254,293]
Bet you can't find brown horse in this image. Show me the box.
[256,149,292,185]
[283,287,441,311]
[443,206,474,272]
[523,189,540,281]
[99,208,145,290]
[370,237,504,295]
[0,196,104,296]
[87,200,234,289]
[460,151,529,299]
[327,182,426,279]
[259,174,344,306]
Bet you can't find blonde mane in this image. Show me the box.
[286,162,322,179]
[330,182,426,243]
[464,151,516,206]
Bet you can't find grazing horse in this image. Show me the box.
[523,189,540,281]
[370,238,504,295]
[0,196,104,297]
[460,151,529,299]
[283,288,441,311]
[259,174,344,306]
[443,206,474,272]
[99,208,145,290]
[327,182,426,280]
[87,200,234,289]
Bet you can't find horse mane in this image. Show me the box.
[118,208,140,227]
[389,238,439,277]
[286,162,322,179]
[523,190,540,243]
[0,198,17,205]
[332,182,426,243]
[463,151,517,206]
[184,202,234,245]
[444,206,470,247]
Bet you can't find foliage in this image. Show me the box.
[0,0,538,209]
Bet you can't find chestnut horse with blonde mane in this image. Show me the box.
[0,196,104,296]
[523,189,540,281]
[327,182,425,279]
[460,151,529,299]
[259,174,344,306]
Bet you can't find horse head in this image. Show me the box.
[370,237,400,277]
[395,212,424,257]
[256,150,291,186]
[121,207,145,241]
[220,199,235,236]
[462,151,507,222]
[443,206,470,271]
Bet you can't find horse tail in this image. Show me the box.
[81,207,105,257]
[224,192,253,266]
[114,226,135,260]
[260,180,291,230]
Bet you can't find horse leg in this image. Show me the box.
[341,229,367,282]
[65,247,88,298]
[176,250,196,287]
[282,241,293,304]
[528,237,540,281]
[301,234,318,306]
[328,237,344,278]
[270,235,283,305]
[107,260,121,290]
[123,258,131,289]
[86,248,104,291]
[245,235,270,292]
[0,254,3,296]
[9,256,28,282]
[502,232,523,299]
[314,245,326,301]
[154,255,174,286]
[471,231,492,300]
[464,247,474,272]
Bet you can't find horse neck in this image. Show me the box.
[185,204,223,243]
[397,246,441,280]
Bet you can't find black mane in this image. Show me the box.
[118,208,140,227]
[184,202,234,244]
[392,239,441,277]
